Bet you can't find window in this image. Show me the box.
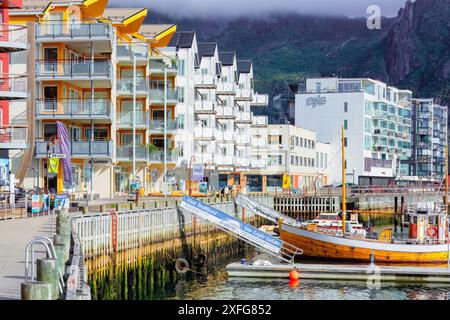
[315,82,321,93]
[268,135,282,145]
[344,137,348,147]
[178,59,185,76]
[43,86,58,111]
[84,128,108,141]
[177,114,185,129]
[344,120,348,130]
[43,47,58,73]
[344,102,348,112]
[178,87,185,103]
[43,123,57,140]
[291,155,295,165]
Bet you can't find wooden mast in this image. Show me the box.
[342,123,346,235]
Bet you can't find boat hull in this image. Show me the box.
[280,224,450,263]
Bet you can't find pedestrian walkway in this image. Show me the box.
[0,215,52,300]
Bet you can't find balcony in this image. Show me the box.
[0,127,27,149]
[251,116,268,127]
[235,135,251,145]
[215,106,235,118]
[116,111,148,128]
[116,78,148,96]
[215,155,234,166]
[195,74,216,88]
[251,93,269,106]
[149,119,177,133]
[216,82,236,95]
[215,130,234,142]
[116,43,148,63]
[194,100,216,113]
[35,99,111,120]
[35,22,112,42]
[0,24,27,53]
[36,60,112,80]
[235,88,252,101]
[149,88,178,105]
[148,149,178,163]
[235,157,250,167]
[148,60,178,75]
[116,145,147,162]
[194,127,215,140]
[235,111,252,123]
[252,139,267,148]
[35,140,113,158]
[0,75,27,100]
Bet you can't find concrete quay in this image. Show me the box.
[0,215,53,300]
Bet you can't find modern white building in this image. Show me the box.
[247,122,330,192]
[295,77,413,185]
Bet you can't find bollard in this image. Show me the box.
[21,281,52,300]
[54,234,70,261]
[36,258,59,299]
[53,243,67,276]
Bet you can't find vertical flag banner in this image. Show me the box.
[48,157,59,174]
[56,121,73,186]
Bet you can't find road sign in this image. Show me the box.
[49,153,66,159]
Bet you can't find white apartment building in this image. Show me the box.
[296,77,413,186]
[248,122,330,192]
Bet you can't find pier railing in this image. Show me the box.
[73,196,273,257]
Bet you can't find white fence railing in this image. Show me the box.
[73,197,273,257]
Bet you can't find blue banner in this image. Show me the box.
[180,196,283,254]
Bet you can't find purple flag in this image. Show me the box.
[56,121,73,187]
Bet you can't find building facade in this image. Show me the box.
[296,77,413,186]
[247,122,330,192]
[402,98,448,179]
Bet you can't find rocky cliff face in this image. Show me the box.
[383,0,450,98]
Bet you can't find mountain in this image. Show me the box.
[145,0,450,108]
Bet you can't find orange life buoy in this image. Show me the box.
[427,226,438,238]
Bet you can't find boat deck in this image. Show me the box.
[226,262,450,283]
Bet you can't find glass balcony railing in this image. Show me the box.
[0,75,27,99]
[148,60,178,73]
[0,24,27,52]
[36,22,112,40]
[0,126,27,149]
[116,145,147,161]
[36,60,112,79]
[35,139,113,158]
[116,77,148,94]
[149,88,179,103]
[36,99,111,118]
[149,119,177,132]
[116,111,147,127]
[148,149,178,163]
[194,100,215,112]
[117,43,148,60]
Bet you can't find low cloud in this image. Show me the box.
[108,0,408,18]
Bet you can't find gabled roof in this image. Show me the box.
[197,42,216,60]
[237,60,252,74]
[168,31,195,49]
[219,52,235,66]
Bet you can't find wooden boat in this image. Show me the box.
[279,124,450,264]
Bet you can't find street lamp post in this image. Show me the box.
[132,54,136,182]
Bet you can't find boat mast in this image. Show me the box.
[341,123,346,235]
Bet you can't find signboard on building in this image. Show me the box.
[180,196,283,254]
[306,95,327,108]
[282,174,291,189]
[162,181,172,195]
[31,195,42,214]
[192,164,203,182]
[49,153,66,159]
[199,182,208,194]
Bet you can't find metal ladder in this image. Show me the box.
[236,194,301,227]
[180,196,303,264]
[24,236,65,296]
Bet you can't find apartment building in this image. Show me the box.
[247,123,329,192]
[296,77,413,186]
[401,99,448,179]
[0,0,27,190]
[9,1,177,198]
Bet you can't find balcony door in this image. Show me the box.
[84,127,108,141]
[43,47,58,73]
[43,86,58,111]
[121,133,143,147]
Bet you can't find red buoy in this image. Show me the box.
[289,268,299,281]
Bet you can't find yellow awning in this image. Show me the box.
[81,0,108,18]
[118,8,148,34]
[151,25,177,48]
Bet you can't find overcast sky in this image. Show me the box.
[108,0,409,18]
